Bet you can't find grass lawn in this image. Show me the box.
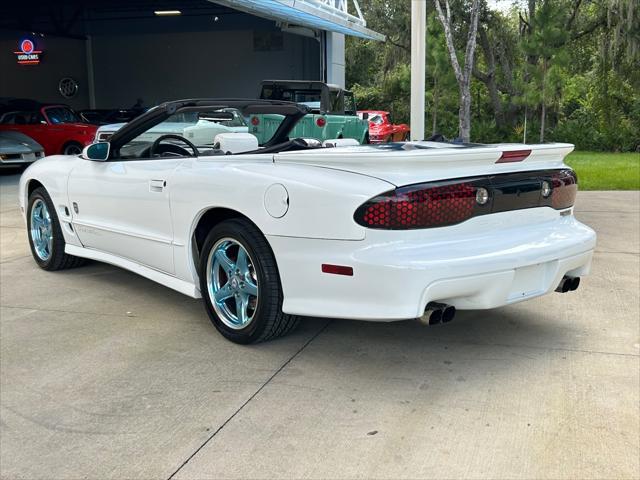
[565,151,640,190]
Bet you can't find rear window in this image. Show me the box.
[0,111,45,125]
[261,87,322,110]
[344,93,356,115]
[328,90,344,114]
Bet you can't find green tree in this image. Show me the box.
[520,0,569,142]
[434,0,482,142]
[427,13,458,135]
[345,0,639,151]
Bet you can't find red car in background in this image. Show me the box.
[0,102,96,155]
[358,110,410,143]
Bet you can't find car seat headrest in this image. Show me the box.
[213,133,259,154]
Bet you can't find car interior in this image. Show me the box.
[109,101,364,160]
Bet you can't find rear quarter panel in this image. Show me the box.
[168,157,394,282]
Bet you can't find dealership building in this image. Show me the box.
[0,0,383,110]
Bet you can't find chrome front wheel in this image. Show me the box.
[206,237,259,330]
[27,187,86,270]
[29,198,53,261]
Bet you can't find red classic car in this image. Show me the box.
[358,110,410,143]
[0,102,97,155]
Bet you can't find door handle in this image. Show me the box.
[149,179,166,193]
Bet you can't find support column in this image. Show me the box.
[410,0,426,141]
[85,35,96,109]
[325,32,345,88]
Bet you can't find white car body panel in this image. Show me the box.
[19,140,596,321]
[67,159,182,274]
[275,142,575,186]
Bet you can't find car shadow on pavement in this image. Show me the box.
[50,260,572,360]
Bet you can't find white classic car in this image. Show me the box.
[94,107,249,144]
[19,99,596,344]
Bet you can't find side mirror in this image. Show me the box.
[82,142,110,161]
[362,112,369,120]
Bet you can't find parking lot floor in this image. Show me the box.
[1,172,638,479]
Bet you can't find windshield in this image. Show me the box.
[118,107,252,159]
[45,107,82,124]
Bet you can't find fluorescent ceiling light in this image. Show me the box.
[154,10,182,16]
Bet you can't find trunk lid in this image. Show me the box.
[273,142,575,187]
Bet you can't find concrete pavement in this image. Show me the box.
[1,171,638,479]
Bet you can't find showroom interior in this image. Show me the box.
[0,0,382,111]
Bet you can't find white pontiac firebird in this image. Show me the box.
[19,99,597,344]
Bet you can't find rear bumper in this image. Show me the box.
[268,208,596,321]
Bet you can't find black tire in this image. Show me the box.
[27,187,86,271]
[363,133,370,144]
[199,218,299,344]
[62,142,83,156]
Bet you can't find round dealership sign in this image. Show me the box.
[20,39,35,54]
[58,77,79,99]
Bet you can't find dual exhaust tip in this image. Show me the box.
[421,276,579,325]
[556,276,581,293]
[422,302,456,326]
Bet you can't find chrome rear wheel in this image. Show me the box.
[206,238,259,330]
[199,218,299,343]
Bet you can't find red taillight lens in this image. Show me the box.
[354,169,578,230]
[551,169,577,209]
[251,116,260,126]
[316,117,326,127]
[356,182,479,229]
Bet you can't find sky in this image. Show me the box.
[486,0,525,13]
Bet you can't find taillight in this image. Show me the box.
[355,181,480,229]
[354,169,578,230]
[551,169,577,209]
[316,117,326,128]
[251,116,260,126]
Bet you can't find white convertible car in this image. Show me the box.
[19,99,596,344]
